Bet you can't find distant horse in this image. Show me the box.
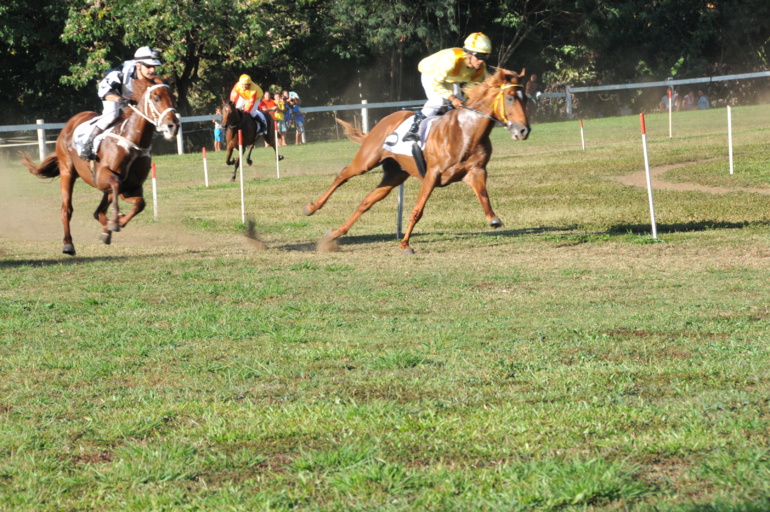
[304,67,530,254]
[221,101,281,182]
[21,75,179,255]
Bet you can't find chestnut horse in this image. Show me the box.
[21,75,179,255]
[304,67,530,254]
[221,101,280,182]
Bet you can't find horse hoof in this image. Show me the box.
[303,203,316,216]
[99,232,112,245]
[62,244,76,256]
[317,230,340,253]
[107,221,120,232]
[401,247,415,256]
[489,217,503,229]
[247,160,253,166]
[278,155,285,161]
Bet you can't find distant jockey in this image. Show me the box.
[80,47,163,160]
[229,74,266,133]
[403,33,491,143]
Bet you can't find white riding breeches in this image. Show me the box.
[419,75,463,117]
[95,100,121,130]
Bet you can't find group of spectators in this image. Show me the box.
[660,89,711,112]
[212,77,306,151]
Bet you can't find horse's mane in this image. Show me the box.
[465,67,524,104]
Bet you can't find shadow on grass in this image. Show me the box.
[0,252,182,269]
[277,219,770,252]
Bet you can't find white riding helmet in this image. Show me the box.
[134,47,163,66]
[463,33,492,56]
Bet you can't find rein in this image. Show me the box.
[128,84,176,128]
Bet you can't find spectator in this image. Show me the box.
[697,90,710,109]
[525,73,542,122]
[258,91,278,147]
[213,107,225,151]
[275,91,289,147]
[286,96,306,145]
[682,91,695,111]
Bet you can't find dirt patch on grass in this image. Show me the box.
[617,161,770,195]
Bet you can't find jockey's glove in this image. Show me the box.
[118,97,137,108]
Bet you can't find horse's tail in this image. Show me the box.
[20,152,60,179]
[335,118,365,145]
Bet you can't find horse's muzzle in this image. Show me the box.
[160,118,180,140]
[507,122,530,141]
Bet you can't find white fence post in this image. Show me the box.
[361,100,369,134]
[36,119,46,161]
[176,113,184,154]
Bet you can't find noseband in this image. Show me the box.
[128,84,176,128]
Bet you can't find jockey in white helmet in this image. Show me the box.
[80,47,163,160]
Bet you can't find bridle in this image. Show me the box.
[461,83,525,130]
[127,84,176,128]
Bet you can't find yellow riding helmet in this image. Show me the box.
[463,32,492,56]
[239,74,253,87]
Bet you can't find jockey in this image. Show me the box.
[80,47,163,161]
[403,32,491,143]
[229,74,267,133]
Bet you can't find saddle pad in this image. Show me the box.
[383,114,437,156]
[72,116,109,156]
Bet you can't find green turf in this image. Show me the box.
[1,105,770,510]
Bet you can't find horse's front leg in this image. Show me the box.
[117,190,146,227]
[463,165,502,229]
[96,169,122,232]
[93,191,113,244]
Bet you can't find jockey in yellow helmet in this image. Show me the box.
[403,33,492,143]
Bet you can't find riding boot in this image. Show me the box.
[402,112,426,143]
[80,126,105,161]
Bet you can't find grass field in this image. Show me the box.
[2,105,770,510]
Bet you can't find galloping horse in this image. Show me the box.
[221,101,280,182]
[304,67,530,254]
[21,75,179,255]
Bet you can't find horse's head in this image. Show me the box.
[221,101,241,127]
[478,67,530,141]
[131,76,179,140]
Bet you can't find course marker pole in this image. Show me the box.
[151,162,158,220]
[727,106,734,175]
[580,118,585,150]
[202,147,209,187]
[238,130,245,223]
[275,122,281,179]
[640,113,657,239]
[397,183,405,239]
[668,87,674,139]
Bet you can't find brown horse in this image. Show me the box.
[221,101,281,182]
[21,75,179,255]
[304,67,530,254]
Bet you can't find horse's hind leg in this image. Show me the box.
[60,171,77,255]
[322,159,408,243]
[304,149,382,216]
